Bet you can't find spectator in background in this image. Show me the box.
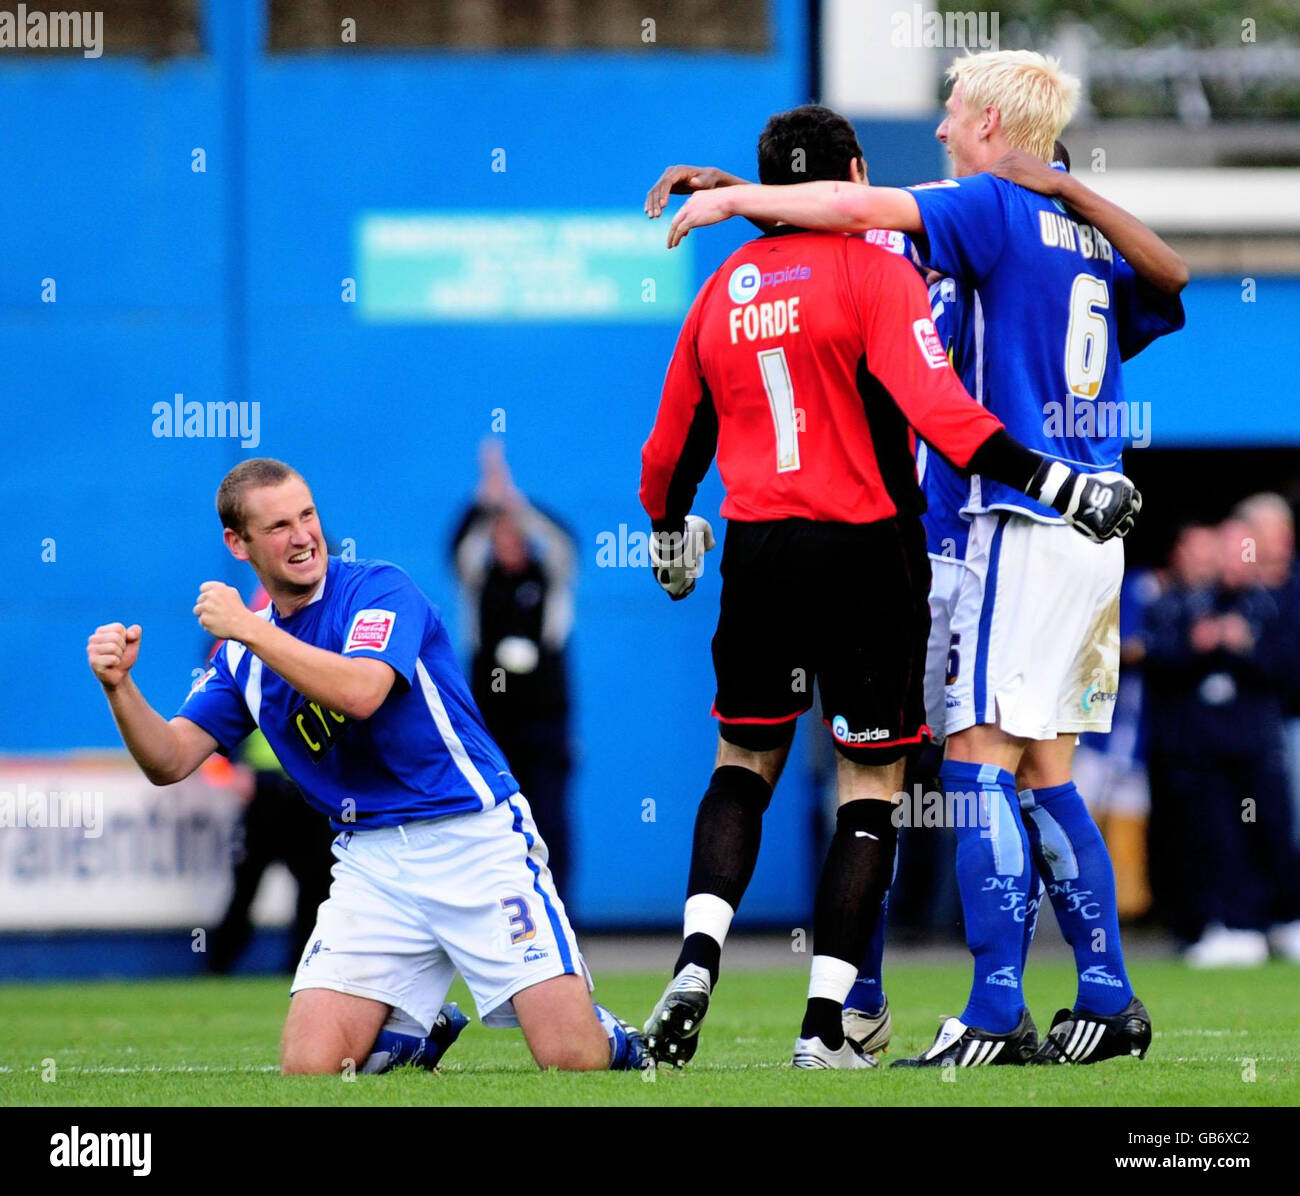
[207,587,335,974]
[1141,524,1218,946]
[1233,493,1300,849]
[1233,493,1295,591]
[452,440,578,892]
[1143,517,1300,966]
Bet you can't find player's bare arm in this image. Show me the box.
[193,581,396,720]
[87,622,219,784]
[990,148,1189,294]
[645,163,780,235]
[644,164,750,218]
[666,180,921,248]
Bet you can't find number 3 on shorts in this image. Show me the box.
[500,895,536,944]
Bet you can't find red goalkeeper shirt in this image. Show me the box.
[640,228,1006,528]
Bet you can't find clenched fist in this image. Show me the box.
[193,581,258,642]
[87,623,142,690]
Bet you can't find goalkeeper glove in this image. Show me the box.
[1028,459,1141,543]
[650,515,716,600]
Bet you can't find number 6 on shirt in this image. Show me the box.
[1064,274,1110,400]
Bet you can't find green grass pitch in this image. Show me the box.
[1,960,1295,1107]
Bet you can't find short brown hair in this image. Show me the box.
[758,105,864,186]
[216,458,305,536]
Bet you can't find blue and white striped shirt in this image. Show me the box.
[179,557,519,830]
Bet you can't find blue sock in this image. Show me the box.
[594,1002,646,1070]
[363,1030,437,1073]
[845,893,888,1016]
[1021,874,1046,973]
[361,1003,470,1074]
[945,760,1033,1033]
[1020,782,1134,1016]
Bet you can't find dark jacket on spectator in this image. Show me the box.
[1143,583,1293,759]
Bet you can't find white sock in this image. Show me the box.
[807,955,859,1004]
[683,892,734,950]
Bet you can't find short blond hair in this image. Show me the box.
[947,50,1080,160]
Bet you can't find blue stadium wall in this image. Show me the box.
[0,0,820,943]
[2,2,1298,958]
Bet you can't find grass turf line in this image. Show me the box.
[0,961,1295,1107]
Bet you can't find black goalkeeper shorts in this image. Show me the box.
[711,516,932,763]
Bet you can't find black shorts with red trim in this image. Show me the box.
[711,516,932,763]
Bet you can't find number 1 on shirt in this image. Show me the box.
[758,347,801,473]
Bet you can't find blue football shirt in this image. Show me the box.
[860,226,973,558]
[178,556,519,830]
[907,169,1184,520]
[917,274,977,560]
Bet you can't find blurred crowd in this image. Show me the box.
[1077,493,1300,965]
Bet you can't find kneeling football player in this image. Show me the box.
[87,459,645,1075]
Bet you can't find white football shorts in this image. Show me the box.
[290,793,590,1034]
[945,512,1123,740]
[923,553,970,745]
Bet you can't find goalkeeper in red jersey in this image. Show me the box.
[638,105,1138,1069]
